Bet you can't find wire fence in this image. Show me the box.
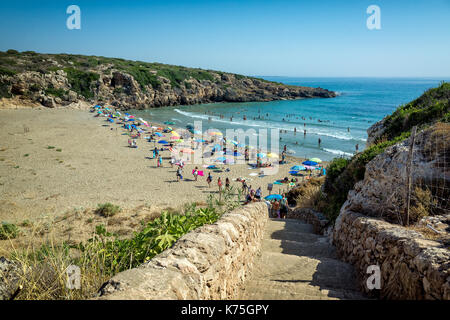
[405,123,450,226]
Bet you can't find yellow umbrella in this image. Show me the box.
[171,131,180,137]
[267,152,279,158]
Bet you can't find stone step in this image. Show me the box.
[239,279,364,300]
[266,219,314,234]
[249,251,360,292]
[267,230,325,243]
[262,238,337,259]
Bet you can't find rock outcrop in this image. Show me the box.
[332,124,450,300]
[0,52,336,110]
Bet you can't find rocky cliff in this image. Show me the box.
[0,50,335,110]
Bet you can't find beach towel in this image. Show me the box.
[192,170,204,176]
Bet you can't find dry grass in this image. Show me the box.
[288,177,325,210]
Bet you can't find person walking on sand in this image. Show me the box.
[176,166,183,181]
[280,194,288,219]
[218,177,223,193]
[158,154,162,167]
[193,167,199,181]
[206,173,212,188]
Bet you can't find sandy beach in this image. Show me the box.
[0,106,318,225]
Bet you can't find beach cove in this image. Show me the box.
[0,106,314,224]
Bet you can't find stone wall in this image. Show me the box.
[96,202,269,300]
[333,208,450,300]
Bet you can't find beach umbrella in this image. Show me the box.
[309,158,322,163]
[267,152,278,158]
[304,165,316,170]
[154,132,164,137]
[208,131,222,136]
[181,148,195,154]
[291,165,306,171]
[171,131,180,137]
[170,136,180,140]
[264,194,282,201]
[215,157,226,162]
[257,153,266,158]
[164,121,175,125]
[289,170,299,175]
[158,140,169,144]
[195,139,205,143]
[302,160,318,166]
[225,158,235,164]
[212,144,222,151]
[192,130,202,134]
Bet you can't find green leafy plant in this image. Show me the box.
[0,222,19,240]
[95,203,121,217]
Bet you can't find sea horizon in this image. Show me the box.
[131,76,447,161]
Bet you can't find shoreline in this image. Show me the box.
[0,106,325,225]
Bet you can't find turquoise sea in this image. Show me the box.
[130,77,448,161]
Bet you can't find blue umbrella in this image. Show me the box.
[289,170,299,175]
[302,160,318,166]
[257,153,266,158]
[265,194,282,200]
[154,132,163,137]
[215,157,226,162]
[195,139,205,143]
[291,165,306,171]
[158,140,169,144]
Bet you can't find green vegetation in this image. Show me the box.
[63,67,99,99]
[7,188,241,300]
[0,222,19,240]
[377,82,450,143]
[84,206,222,273]
[45,87,66,98]
[95,203,121,217]
[0,50,277,95]
[319,82,449,224]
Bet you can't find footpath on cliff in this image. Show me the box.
[238,218,366,300]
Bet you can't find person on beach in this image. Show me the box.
[206,173,212,187]
[193,167,199,181]
[280,194,288,219]
[304,130,306,137]
[272,200,280,218]
[355,144,359,153]
[225,177,230,190]
[318,138,321,147]
[217,177,223,193]
[242,179,248,194]
[170,157,175,168]
[176,166,183,181]
[255,187,262,201]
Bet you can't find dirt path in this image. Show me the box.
[238,218,366,300]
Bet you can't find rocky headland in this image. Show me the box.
[0,50,335,110]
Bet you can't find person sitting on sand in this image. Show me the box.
[255,187,262,201]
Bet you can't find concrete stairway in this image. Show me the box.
[238,218,366,300]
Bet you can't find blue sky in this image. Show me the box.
[0,0,449,77]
